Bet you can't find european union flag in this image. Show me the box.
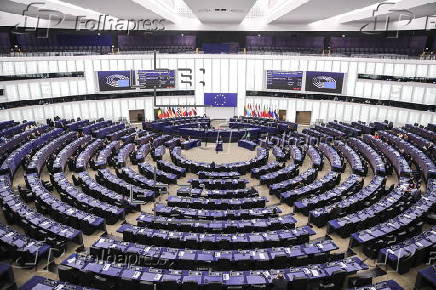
[204,93,237,107]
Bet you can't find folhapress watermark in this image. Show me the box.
[11,2,166,38]
[74,15,165,33]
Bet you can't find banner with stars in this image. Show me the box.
[204,93,237,107]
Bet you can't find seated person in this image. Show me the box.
[272,273,287,290]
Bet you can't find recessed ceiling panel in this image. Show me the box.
[61,0,161,20]
[183,0,258,23]
[271,0,384,24]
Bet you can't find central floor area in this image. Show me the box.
[182,142,258,163]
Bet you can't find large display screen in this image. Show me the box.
[305,71,345,94]
[135,69,176,89]
[204,93,237,107]
[266,70,303,90]
[97,71,132,92]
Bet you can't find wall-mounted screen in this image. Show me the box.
[305,71,345,94]
[97,70,132,92]
[135,69,176,89]
[266,70,303,90]
[204,93,237,107]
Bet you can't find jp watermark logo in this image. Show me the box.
[11,2,65,38]
[427,251,436,265]
[11,2,166,38]
[359,2,436,37]
[360,2,415,38]
[424,15,436,31]
[11,245,63,270]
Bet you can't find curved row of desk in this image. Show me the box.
[0,117,435,290]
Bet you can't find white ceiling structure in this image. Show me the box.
[183,0,258,24]
[60,0,162,20]
[0,0,434,31]
[340,0,436,24]
[267,0,383,24]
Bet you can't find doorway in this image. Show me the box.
[295,111,312,125]
[278,110,287,121]
[129,109,145,123]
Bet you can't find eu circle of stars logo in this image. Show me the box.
[213,93,228,106]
